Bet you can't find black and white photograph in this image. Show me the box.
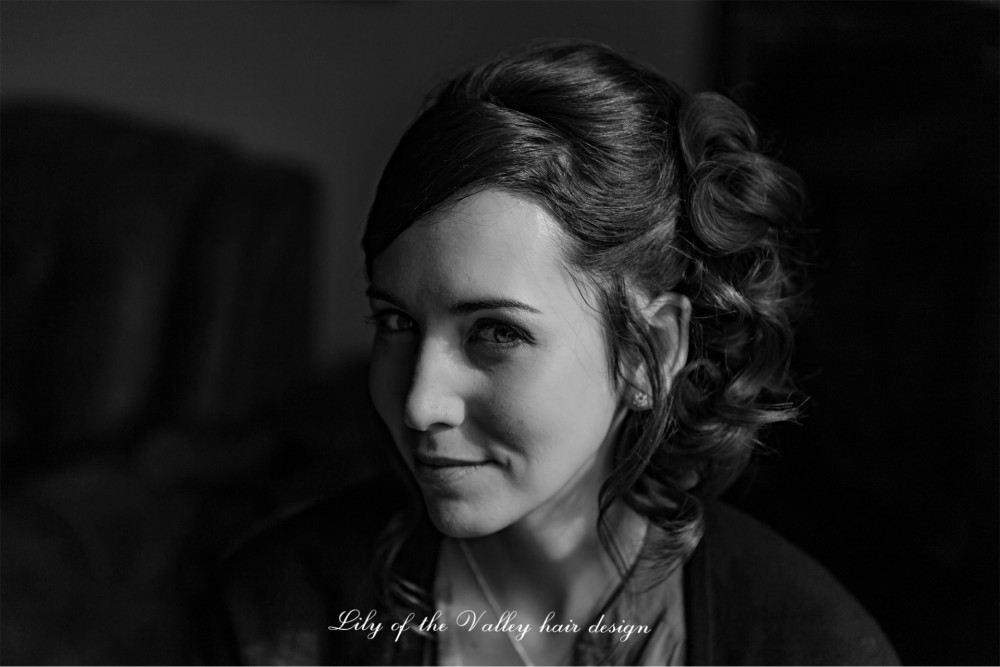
[2,2,997,665]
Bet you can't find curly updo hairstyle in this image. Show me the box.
[364,40,806,595]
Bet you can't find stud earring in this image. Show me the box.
[631,391,652,410]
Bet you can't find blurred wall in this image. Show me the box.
[1,0,716,371]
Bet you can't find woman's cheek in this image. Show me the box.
[479,377,559,460]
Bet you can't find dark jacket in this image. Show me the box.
[212,478,898,665]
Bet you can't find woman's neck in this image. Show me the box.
[464,497,646,624]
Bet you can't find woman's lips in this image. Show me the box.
[414,452,488,467]
[412,452,494,486]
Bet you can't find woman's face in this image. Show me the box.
[368,189,624,538]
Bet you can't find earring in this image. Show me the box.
[630,391,652,411]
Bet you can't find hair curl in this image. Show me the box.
[363,39,807,610]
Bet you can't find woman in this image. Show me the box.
[217,41,897,665]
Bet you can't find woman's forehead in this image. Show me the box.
[369,190,581,311]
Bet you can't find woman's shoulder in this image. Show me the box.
[685,500,899,665]
[210,475,408,664]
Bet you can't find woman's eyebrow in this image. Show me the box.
[365,286,405,308]
[366,287,541,315]
[449,298,542,315]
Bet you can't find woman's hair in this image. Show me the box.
[364,40,807,605]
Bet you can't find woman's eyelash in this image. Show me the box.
[364,310,414,333]
[469,320,533,347]
[365,312,532,348]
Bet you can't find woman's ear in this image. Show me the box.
[637,292,691,395]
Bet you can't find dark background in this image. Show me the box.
[2,2,997,664]
[718,3,998,665]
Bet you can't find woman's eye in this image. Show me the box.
[367,311,414,333]
[470,321,529,347]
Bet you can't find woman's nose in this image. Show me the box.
[402,339,466,432]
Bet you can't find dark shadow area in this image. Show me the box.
[719,3,999,665]
[0,104,389,663]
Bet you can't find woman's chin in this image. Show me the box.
[422,494,512,539]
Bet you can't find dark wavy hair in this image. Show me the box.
[363,40,807,613]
